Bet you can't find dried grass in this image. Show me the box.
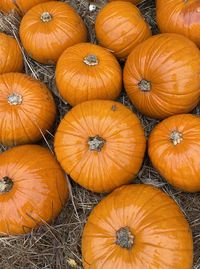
[0,0,200,268]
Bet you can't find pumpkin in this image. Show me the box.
[123,33,200,119]
[0,145,68,235]
[109,0,141,3]
[95,1,151,59]
[0,0,54,14]
[54,100,146,193]
[149,114,200,192]
[19,1,87,64]
[0,72,56,146]
[157,0,200,47]
[0,33,23,74]
[55,43,122,106]
[82,184,193,269]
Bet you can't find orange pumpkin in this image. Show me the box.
[0,73,56,146]
[55,43,122,106]
[0,33,23,74]
[19,1,87,64]
[0,145,68,235]
[149,114,200,192]
[157,0,200,47]
[82,184,193,269]
[0,0,54,14]
[95,1,151,59]
[109,0,141,3]
[123,33,200,119]
[54,100,146,193]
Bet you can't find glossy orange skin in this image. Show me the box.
[54,100,146,193]
[95,1,151,59]
[157,0,200,47]
[0,145,68,235]
[149,114,200,192]
[0,0,53,14]
[124,33,200,119]
[55,43,122,106]
[0,73,56,146]
[0,33,23,74]
[82,184,193,269]
[19,1,87,64]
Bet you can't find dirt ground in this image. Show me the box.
[0,0,200,268]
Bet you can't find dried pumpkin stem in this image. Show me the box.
[116,227,134,249]
[138,79,151,91]
[0,177,13,193]
[83,55,99,66]
[88,136,105,151]
[41,12,52,22]
[7,93,23,105]
[170,130,183,145]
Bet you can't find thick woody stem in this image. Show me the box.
[116,227,134,249]
[7,93,23,105]
[138,79,151,91]
[0,177,13,193]
[41,12,52,22]
[170,130,183,145]
[88,136,105,151]
[83,55,99,66]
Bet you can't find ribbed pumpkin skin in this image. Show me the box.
[82,184,193,269]
[55,43,122,106]
[157,0,200,47]
[0,33,23,74]
[149,114,200,192]
[19,1,87,64]
[0,145,68,235]
[0,73,56,146]
[54,100,146,193]
[124,33,200,119]
[95,1,151,59]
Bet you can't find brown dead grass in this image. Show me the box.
[0,0,200,268]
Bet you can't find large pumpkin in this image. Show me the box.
[82,184,193,269]
[55,43,122,106]
[0,73,56,146]
[19,1,87,64]
[0,145,68,235]
[95,1,151,59]
[54,100,146,193]
[0,33,23,74]
[123,33,200,119]
[157,0,200,47]
[149,114,200,192]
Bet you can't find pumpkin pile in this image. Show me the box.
[0,0,200,268]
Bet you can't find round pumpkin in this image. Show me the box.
[19,1,87,64]
[0,0,54,14]
[123,33,200,119]
[157,0,200,47]
[55,43,122,106]
[82,184,193,269]
[0,145,68,235]
[95,1,151,59]
[0,72,56,146]
[54,100,146,193]
[149,114,200,192]
[0,33,23,74]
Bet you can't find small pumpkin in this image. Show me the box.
[54,100,146,193]
[157,0,200,47]
[95,1,151,59]
[149,114,200,192]
[0,33,23,74]
[0,73,56,146]
[19,1,87,64]
[123,33,200,119]
[0,145,68,235]
[82,184,193,269]
[55,43,122,106]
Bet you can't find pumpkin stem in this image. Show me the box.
[41,12,52,22]
[83,54,99,66]
[88,136,105,151]
[138,79,151,91]
[7,93,23,105]
[170,130,183,145]
[0,177,13,193]
[116,227,134,250]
